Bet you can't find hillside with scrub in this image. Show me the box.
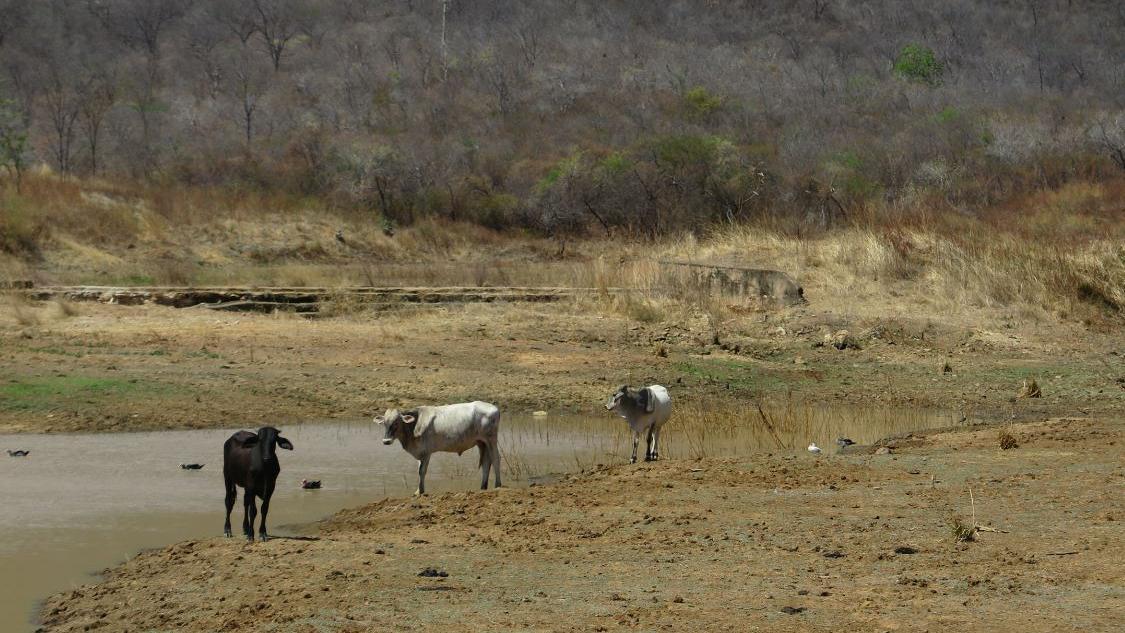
[1,6,1124,632]
[1,0,1124,235]
[0,0,1122,409]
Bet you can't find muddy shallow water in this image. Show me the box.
[0,405,959,631]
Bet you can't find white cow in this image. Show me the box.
[375,401,501,495]
[605,384,672,463]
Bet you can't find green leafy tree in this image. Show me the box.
[0,97,29,192]
[894,44,944,86]
[683,86,723,120]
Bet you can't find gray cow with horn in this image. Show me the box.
[376,401,501,495]
[606,384,672,463]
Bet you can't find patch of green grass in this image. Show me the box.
[74,272,156,286]
[971,362,1082,385]
[674,358,793,392]
[0,375,173,412]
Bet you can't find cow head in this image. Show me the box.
[605,385,629,411]
[605,386,654,414]
[374,409,416,445]
[253,426,294,462]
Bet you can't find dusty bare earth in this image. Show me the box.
[4,269,1123,632]
[39,416,1123,632]
[1,296,1122,434]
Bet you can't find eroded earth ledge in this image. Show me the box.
[39,417,1123,633]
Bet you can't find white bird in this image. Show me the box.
[807,443,822,454]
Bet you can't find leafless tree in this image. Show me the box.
[512,18,542,69]
[78,73,116,175]
[247,0,310,71]
[1093,118,1125,171]
[226,49,270,150]
[86,0,187,62]
[0,0,28,49]
[42,65,81,173]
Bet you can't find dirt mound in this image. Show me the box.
[38,418,1125,632]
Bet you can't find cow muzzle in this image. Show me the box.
[382,438,393,446]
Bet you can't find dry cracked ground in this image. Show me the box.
[40,417,1124,632]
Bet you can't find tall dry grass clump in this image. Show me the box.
[1,291,41,327]
[665,189,1123,323]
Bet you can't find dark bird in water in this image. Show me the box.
[300,479,322,490]
[7,450,29,457]
[836,437,855,447]
[180,463,205,470]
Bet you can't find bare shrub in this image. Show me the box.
[50,298,80,319]
[3,292,40,326]
[151,257,196,286]
[317,290,369,319]
[616,295,664,324]
[1018,378,1042,399]
[950,517,977,543]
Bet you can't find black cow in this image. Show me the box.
[223,427,293,542]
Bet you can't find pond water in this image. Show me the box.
[0,404,960,631]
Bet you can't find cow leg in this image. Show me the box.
[416,455,430,496]
[490,441,502,488]
[631,432,639,464]
[651,426,662,461]
[478,442,491,490]
[644,426,655,461]
[243,490,257,542]
[258,481,275,541]
[223,478,236,537]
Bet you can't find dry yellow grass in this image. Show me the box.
[5,172,1122,326]
[664,218,1123,323]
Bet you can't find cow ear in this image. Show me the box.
[276,437,293,450]
[373,416,384,424]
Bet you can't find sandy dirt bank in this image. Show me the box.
[39,416,1123,632]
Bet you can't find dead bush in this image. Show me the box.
[1018,378,1042,398]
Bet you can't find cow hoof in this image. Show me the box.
[224,530,231,538]
[259,534,269,542]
